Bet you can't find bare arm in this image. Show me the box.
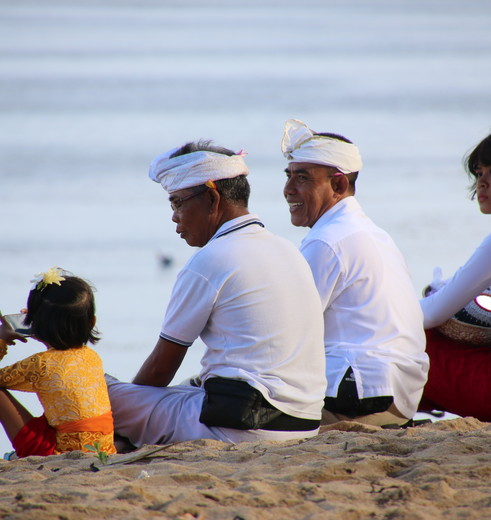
[132,337,188,387]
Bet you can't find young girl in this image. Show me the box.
[419,134,491,422]
[0,267,116,458]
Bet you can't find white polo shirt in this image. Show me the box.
[160,214,326,420]
[300,197,428,419]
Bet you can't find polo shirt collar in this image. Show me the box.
[210,214,264,242]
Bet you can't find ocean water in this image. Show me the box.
[1,0,490,452]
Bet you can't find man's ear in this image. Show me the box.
[208,188,221,213]
[331,174,350,195]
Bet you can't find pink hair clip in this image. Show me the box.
[235,149,248,157]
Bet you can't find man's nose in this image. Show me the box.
[284,177,295,194]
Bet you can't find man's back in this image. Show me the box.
[301,197,428,419]
[166,214,326,420]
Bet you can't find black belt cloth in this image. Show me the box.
[323,367,393,417]
[199,377,320,431]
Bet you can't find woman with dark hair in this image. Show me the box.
[419,134,491,421]
[0,268,116,458]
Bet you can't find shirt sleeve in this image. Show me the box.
[0,353,43,392]
[160,267,218,346]
[420,234,491,328]
[300,239,343,311]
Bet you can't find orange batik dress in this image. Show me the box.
[0,346,116,457]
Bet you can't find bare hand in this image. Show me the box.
[0,322,28,345]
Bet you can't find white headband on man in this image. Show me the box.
[148,147,249,194]
[281,119,362,174]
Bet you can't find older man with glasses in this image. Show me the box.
[282,119,428,428]
[106,139,327,448]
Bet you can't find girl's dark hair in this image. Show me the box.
[465,134,491,199]
[24,275,100,350]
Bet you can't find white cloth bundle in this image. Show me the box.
[149,148,249,194]
[281,119,362,174]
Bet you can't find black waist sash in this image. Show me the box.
[199,377,320,432]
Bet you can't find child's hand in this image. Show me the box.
[0,322,28,345]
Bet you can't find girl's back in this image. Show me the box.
[0,268,116,456]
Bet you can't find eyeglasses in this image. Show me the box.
[169,188,208,212]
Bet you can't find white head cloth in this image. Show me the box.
[148,146,249,194]
[281,119,362,174]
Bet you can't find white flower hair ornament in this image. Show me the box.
[30,267,66,291]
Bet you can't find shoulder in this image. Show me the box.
[479,233,491,249]
[460,233,491,279]
[77,345,103,361]
[179,247,219,282]
[45,346,101,361]
[466,233,491,266]
[301,236,337,258]
[3,350,45,371]
[191,223,300,265]
[312,199,368,237]
[303,219,377,255]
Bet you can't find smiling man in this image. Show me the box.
[282,119,429,427]
[106,139,326,448]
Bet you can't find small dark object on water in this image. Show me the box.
[158,254,174,268]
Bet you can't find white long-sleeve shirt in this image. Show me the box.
[420,234,491,329]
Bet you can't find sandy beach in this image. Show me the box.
[0,417,488,519]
